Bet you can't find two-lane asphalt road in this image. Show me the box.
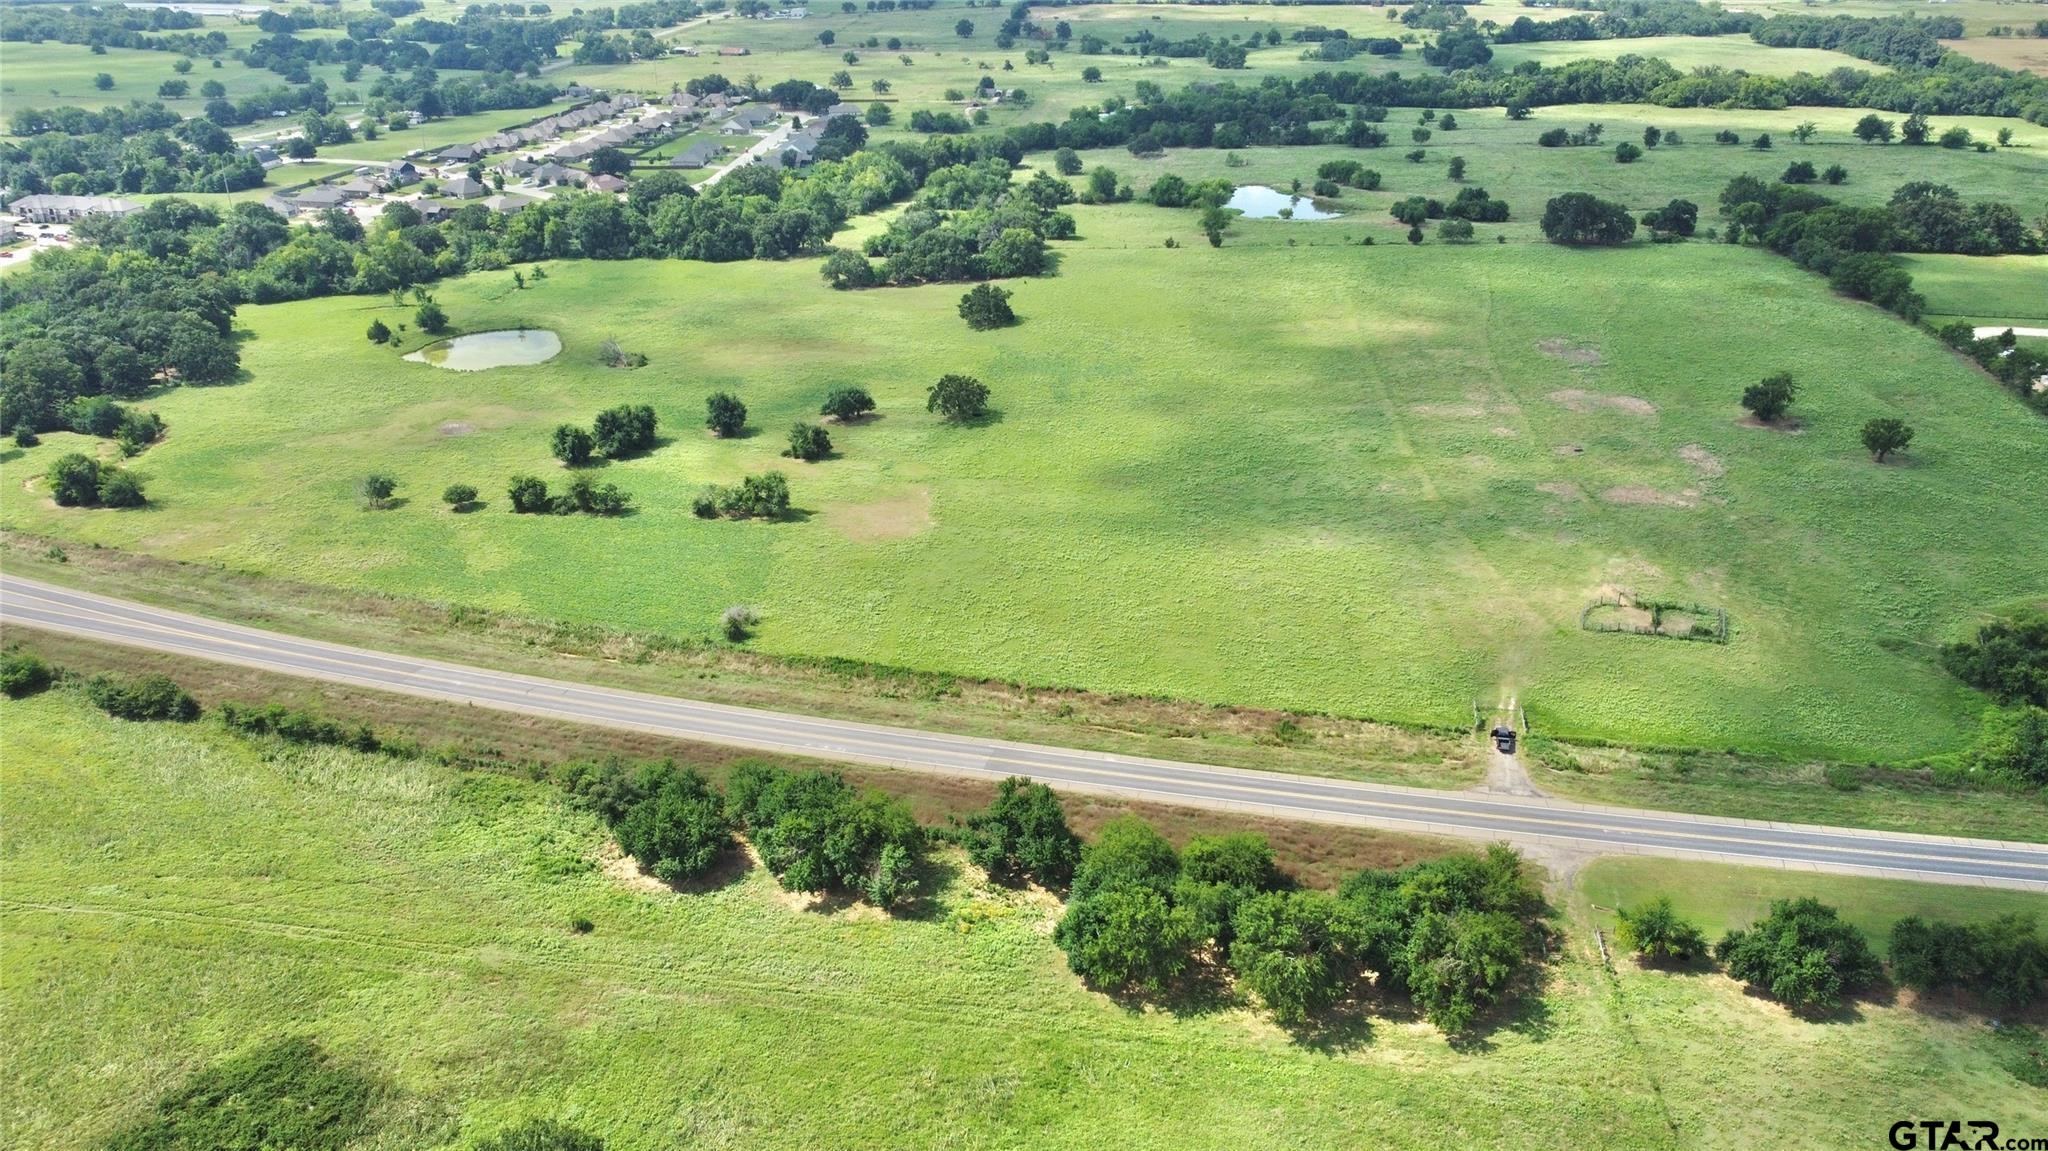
[5,574,2046,890]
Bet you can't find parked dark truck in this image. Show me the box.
[1491,725,1518,754]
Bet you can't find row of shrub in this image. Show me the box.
[562,758,930,908]
[1617,895,2046,1011]
[1055,817,1546,1031]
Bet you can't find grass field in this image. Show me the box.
[6,221,2045,759]
[1579,857,2048,952]
[4,688,2043,1150]
[1898,253,2048,332]
[1491,33,1886,76]
[0,37,354,117]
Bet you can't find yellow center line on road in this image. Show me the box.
[9,582,2048,876]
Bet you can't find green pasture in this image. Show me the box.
[0,26,358,118]
[6,222,2044,758]
[3,688,2040,1150]
[1490,33,1886,76]
[1898,253,2048,330]
[1580,857,2048,954]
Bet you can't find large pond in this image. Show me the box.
[404,329,563,371]
[1226,185,1341,220]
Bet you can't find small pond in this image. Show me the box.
[404,329,562,371]
[1227,185,1341,220]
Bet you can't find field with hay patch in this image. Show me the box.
[6,217,2044,759]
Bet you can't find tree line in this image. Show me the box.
[1617,893,2045,1013]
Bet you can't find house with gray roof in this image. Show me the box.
[669,141,723,169]
[441,175,485,199]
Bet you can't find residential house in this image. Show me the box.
[441,175,486,199]
[722,104,777,134]
[290,185,349,212]
[533,162,582,186]
[717,44,750,56]
[6,194,143,223]
[338,176,383,199]
[588,174,628,194]
[670,141,723,169]
[483,192,537,214]
[439,143,481,163]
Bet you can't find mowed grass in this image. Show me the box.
[1579,857,2048,954]
[1898,253,2048,332]
[1491,33,1886,76]
[6,226,2046,759]
[0,34,355,118]
[1050,104,2048,240]
[4,689,2044,1150]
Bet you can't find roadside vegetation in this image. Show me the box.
[6,685,2045,1149]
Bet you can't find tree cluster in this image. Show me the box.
[729,762,926,908]
[1892,913,2048,1010]
[567,758,735,884]
[1716,897,1884,1011]
[507,473,632,516]
[1056,826,1546,1032]
[43,452,147,509]
[84,671,200,722]
[694,471,791,520]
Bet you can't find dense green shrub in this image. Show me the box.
[702,471,791,520]
[785,422,834,462]
[508,474,553,514]
[104,1037,380,1151]
[927,373,990,422]
[1715,897,1883,1010]
[1229,889,1361,1024]
[592,403,657,458]
[1890,913,2048,1009]
[218,700,380,751]
[0,649,56,698]
[820,386,877,421]
[614,763,733,883]
[962,776,1081,887]
[705,391,748,438]
[550,424,595,467]
[45,452,102,506]
[728,762,925,908]
[1942,611,2048,708]
[1338,845,1544,1033]
[1053,884,1200,993]
[1070,815,1180,902]
[1614,896,1708,962]
[442,483,479,508]
[958,282,1018,330]
[84,673,200,722]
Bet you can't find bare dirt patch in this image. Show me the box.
[1548,389,1656,416]
[825,487,934,542]
[1677,444,1724,478]
[1491,425,1518,438]
[1555,443,1584,456]
[438,421,476,437]
[1536,337,1605,367]
[1409,402,1490,418]
[1537,481,1585,502]
[1598,485,1697,508]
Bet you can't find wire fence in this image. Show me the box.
[1579,591,1729,645]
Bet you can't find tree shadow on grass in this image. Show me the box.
[886,852,965,922]
[936,407,1006,429]
[450,499,486,513]
[1736,981,1887,1025]
[0,448,21,467]
[663,843,757,895]
[1280,1001,1378,1054]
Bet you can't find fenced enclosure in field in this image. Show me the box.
[1580,591,1729,645]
